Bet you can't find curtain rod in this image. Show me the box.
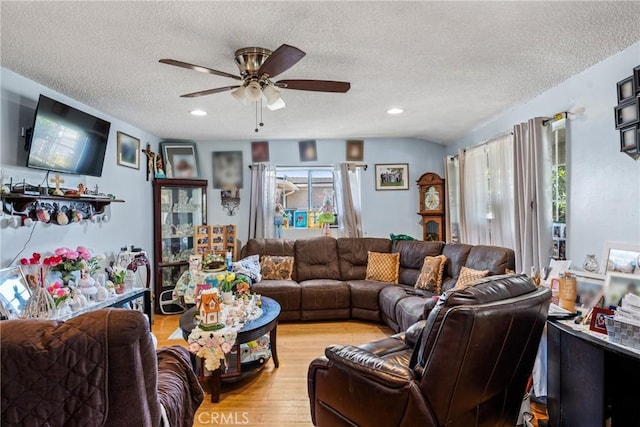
[542,112,569,126]
[249,163,368,170]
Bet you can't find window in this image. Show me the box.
[275,166,337,229]
[551,119,567,260]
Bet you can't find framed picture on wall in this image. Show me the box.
[212,151,243,189]
[346,140,364,161]
[161,142,200,178]
[633,65,640,95]
[375,163,409,190]
[614,98,639,129]
[616,76,635,103]
[116,132,140,169]
[619,125,639,152]
[299,140,317,162]
[251,141,270,163]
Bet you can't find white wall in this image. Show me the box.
[448,42,640,266]
[1,68,160,267]
[191,138,445,244]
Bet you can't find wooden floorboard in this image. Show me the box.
[155,314,392,427]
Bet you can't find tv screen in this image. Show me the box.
[26,95,111,177]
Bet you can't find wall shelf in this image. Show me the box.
[0,192,124,224]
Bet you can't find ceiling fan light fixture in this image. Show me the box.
[231,86,247,104]
[245,81,263,102]
[267,97,286,111]
[262,84,282,105]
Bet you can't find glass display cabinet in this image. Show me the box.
[153,178,207,314]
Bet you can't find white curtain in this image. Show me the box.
[248,163,277,239]
[486,133,515,249]
[333,163,363,238]
[460,145,490,245]
[513,118,553,273]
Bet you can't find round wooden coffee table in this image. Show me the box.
[179,296,281,402]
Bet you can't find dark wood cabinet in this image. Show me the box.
[152,178,207,313]
[416,172,445,241]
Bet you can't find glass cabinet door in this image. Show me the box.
[159,186,204,264]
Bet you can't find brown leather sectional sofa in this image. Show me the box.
[242,237,515,332]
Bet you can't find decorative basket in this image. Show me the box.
[605,316,640,350]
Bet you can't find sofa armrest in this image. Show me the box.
[404,320,427,347]
[422,296,440,319]
[324,344,415,388]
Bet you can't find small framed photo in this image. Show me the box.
[614,98,639,129]
[346,140,364,161]
[375,163,409,190]
[616,76,635,103]
[299,140,317,162]
[601,242,640,275]
[251,141,270,163]
[604,272,640,308]
[161,142,200,178]
[212,151,243,189]
[0,266,32,320]
[634,65,640,95]
[588,307,614,334]
[116,132,140,169]
[620,125,639,152]
[293,210,308,228]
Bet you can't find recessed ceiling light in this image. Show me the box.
[386,107,404,115]
[190,109,207,116]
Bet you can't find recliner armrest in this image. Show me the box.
[403,319,427,347]
[324,344,415,388]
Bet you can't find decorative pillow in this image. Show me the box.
[365,251,400,284]
[232,254,262,282]
[452,266,490,291]
[415,255,447,293]
[260,255,294,281]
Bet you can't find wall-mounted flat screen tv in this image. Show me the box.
[26,95,111,177]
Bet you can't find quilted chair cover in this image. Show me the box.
[1,308,203,426]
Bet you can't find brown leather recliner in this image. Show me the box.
[308,274,551,427]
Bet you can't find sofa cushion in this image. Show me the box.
[453,266,490,290]
[465,245,515,276]
[441,243,473,289]
[300,280,350,310]
[392,240,445,286]
[295,237,341,281]
[261,255,294,280]
[349,280,389,311]
[242,238,297,280]
[415,255,447,293]
[396,295,436,332]
[337,238,392,280]
[366,252,400,283]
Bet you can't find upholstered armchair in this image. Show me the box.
[308,274,551,427]
[1,308,204,426]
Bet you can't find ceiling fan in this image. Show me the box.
[159,44,351,112]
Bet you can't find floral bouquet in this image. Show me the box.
[19,252,63,288]
[52,246,92,284]
[188,329,237,371]
[106,263,126,293]
[46,282,71,307]
[216,271,236,293]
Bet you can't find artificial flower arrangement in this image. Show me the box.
[105,262,127,293]
[216,271,250,293]
[188,329,237,371]
[20,252,66,288]
[46,282,71,307]
[51,246,92,284]
[203,252,225,271]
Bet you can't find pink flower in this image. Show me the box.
[66,251,79,260]
[56,289,66,297]
[52,282,62,289]
[188,342,201,353]
[55,247,70,256]
[220,342,232,353]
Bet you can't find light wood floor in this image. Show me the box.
[154,314,392,427]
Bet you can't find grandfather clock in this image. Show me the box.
[417,172,445,241]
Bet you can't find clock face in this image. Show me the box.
[424,186,440,210]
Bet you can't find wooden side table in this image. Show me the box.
[180,296,281,402]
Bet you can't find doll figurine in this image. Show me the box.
[274,203,284,238]
[317,191,336,237]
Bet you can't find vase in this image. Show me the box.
[114,281,125,294]
[22,286,56,319]
[222,291,233,304]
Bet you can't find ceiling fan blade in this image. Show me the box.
[258,44,306,78]
[159,59,241,81]
[180,86,240,98]
[276,79,351,93]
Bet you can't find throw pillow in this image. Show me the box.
[452,266,490,291]
[260,255,294,281]
[415,255,447,293]
[365,251,400,284]
[232,254,262,282]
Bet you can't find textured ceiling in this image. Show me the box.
[2,1,639,145]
